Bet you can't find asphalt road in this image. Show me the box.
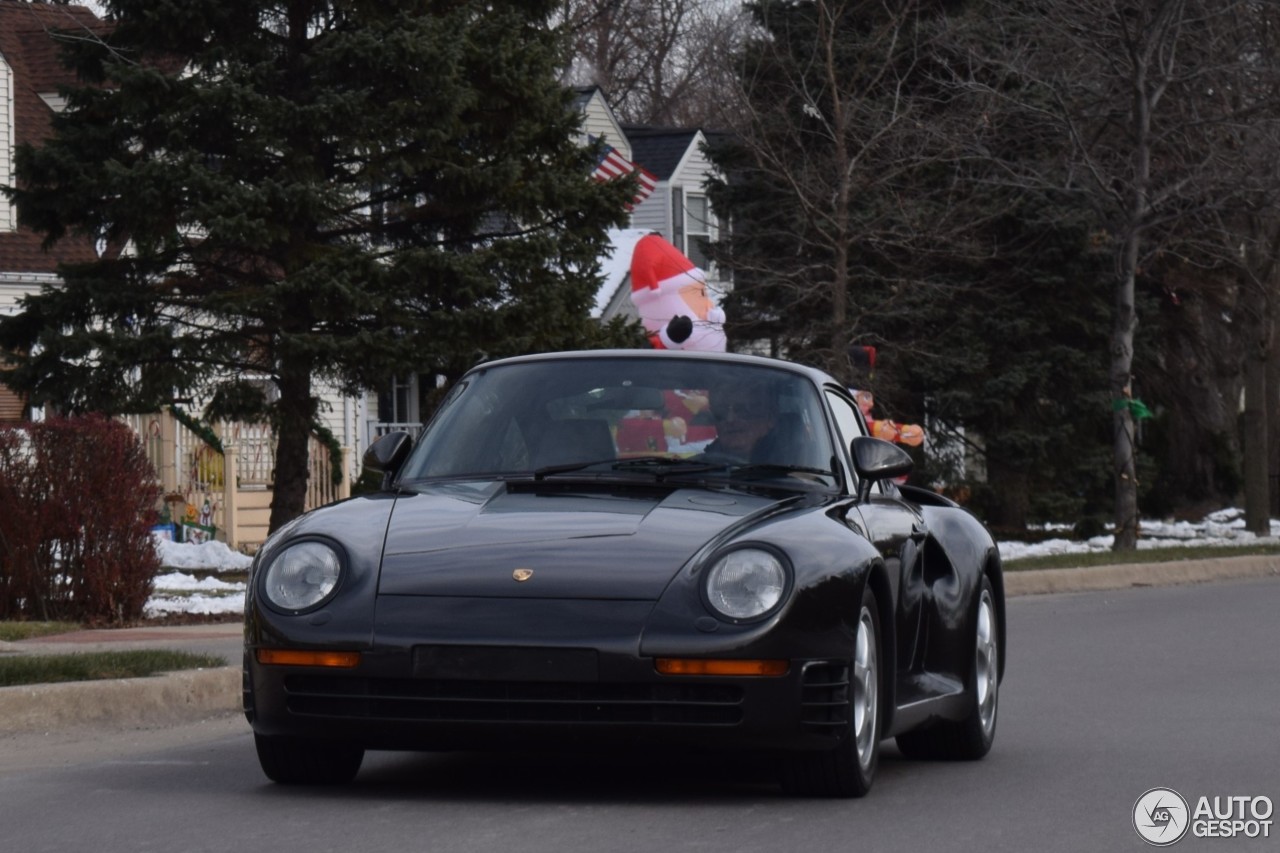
[1,577,1277,853]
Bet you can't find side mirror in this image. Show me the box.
[850,436,913,501]
[363,431,413,487]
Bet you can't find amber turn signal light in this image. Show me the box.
[655,658,789,677]
[256,649,361,668]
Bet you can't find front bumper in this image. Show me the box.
[246,594,856,754]
[245,650,852,754]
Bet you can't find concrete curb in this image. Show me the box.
[1,555,1278,735]
[1003,553,1280,596]
[0,666,240,734]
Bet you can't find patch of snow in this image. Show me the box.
[154,537,253,571]
[997,507,1280,562]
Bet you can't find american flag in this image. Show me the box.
[590,140,658,209]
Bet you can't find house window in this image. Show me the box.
[0,351,26,422]
[378,374,419,425]
[0,384,25,422]
[684,194,713,272]
[670,186,684,254]
[671,189,714,274]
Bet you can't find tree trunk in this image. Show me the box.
[1111,256,1141,551]
[1269,308,1280,517]
[268,351,314,534]
[1243,219,1279,534]
[1242,337,1269,534]
[1242,263,1273,535]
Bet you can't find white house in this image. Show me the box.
[575,90,730,330]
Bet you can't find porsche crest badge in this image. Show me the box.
[512,568,534,582]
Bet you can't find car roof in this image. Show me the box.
[469,349,841,388]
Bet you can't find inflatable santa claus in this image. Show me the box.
[628,233,726,352]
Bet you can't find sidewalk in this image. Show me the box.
[1,554,1277,735]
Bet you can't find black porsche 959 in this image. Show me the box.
[244,349,1005,797]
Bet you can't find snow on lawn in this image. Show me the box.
[142,508,1280,617]
[995,507,1280,561]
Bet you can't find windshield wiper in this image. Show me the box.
[531,456,727,482]
[531,458,619,480]
[612,456,727,474]
[728,463,836,479]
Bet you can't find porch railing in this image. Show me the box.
[368,420,424,440]
[121,410,351,552]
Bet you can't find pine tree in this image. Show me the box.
[1,0,640,532]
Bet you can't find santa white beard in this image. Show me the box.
[639,298,727,352]
[667,316,726,352]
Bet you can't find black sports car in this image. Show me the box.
[244,350,1005,796]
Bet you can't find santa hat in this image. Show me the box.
[630,233,704,305]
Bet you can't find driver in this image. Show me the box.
[705,382,778,461]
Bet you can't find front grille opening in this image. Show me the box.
[283,676,745,726]
[800,661,850,735]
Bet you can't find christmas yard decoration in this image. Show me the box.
[628,234,726,352]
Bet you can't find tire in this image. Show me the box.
[254,733,364,785]
[781,584,882,798]
[895,574,999,761]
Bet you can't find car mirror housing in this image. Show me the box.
[851,436,913,500]
[363,431,413,485]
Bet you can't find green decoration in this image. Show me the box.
[169,405,224,454]
[1112,398,1153,419]
[310,421,346,489]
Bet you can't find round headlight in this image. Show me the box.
[704,547,788,621]
[262,540,343,611]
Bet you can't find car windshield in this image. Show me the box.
[397,356,838,487]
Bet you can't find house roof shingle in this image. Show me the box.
[622,125,701,181]
[0,0,104,273]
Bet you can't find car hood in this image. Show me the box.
[377,480,789,599]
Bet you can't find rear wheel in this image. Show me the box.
[896,574,999,760]
[254,733,364,784]
[781,585,881,797]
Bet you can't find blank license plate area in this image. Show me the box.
[413,645,599,682]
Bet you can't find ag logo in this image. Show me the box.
[1134,787,1190,846]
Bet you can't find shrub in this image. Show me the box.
[0,415,160,625]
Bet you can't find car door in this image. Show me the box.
[824,389,930,693]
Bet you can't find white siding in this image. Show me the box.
[672,132,715,193]
[578,89,631,160]
[312,381,348,441]
[1,279,30,422]
[37,92,67,113]
[0,282,21,315]
[312,378,364,481]
[669,132,728,294]
[1,56,13,232]
[628,185,670,236]
[0,276,56,315]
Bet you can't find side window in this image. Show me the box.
[826,390,867,492]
